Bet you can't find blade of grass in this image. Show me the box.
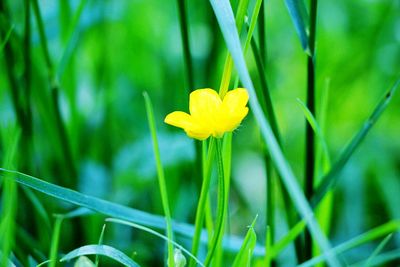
[208,1,339,266]
[60,245,140,267]
[0,127,20,267]
[95,224,107,267]
[0,168,268,254]
[106,218,205,267]
[143,91,174,267]
[48,216,63,267]
[303,0,319,260]
[176,0,194,91]
[232,215,258,267]
[250,35,280,142]
[311,78,400,207]
[0,24,14,52]
[297,99,330,166]
[265,225,271,266]
[21,187,51,233]
[218,0,250,97]
[270,220,307,259]
[258,0,266,63]
[283,0,310,51]
[0,1,27,144]
[349,249,400,267]
[363,234,393,267]
[299,220,400,267]
[23,0,33,164]
[57,0,88,79]
[213,0,252,263]
[31,0,77,186]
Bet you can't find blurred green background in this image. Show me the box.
[0,0,399,265]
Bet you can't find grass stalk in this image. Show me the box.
[204,139,226,267]
[189,138,216,267]
[0,128,20,267]
[31,0,77,186]
[304,0,318,261]
[209,1,339,265]
[23,0,33,158]
[218,0,250,97]
[311,78,400,207]
[95,224,107,266]
[143,92,175,267]
[176,0,194,91]
[0,1,26,140]
[258,0,266,63]
[48,216,63,267]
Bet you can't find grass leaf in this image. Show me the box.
[283,0,310,51]
[299,220,400,267]
[208,1,338,265]
[143,91,174,266]
[106,218,205,267]
[311,78,400,207]
[232,215,258,267]
[0,25,14,52]
[363,234,393,267]
[60,245,140,267]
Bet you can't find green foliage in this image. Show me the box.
[0,0,399,266]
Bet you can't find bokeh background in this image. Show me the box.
[0,0,399,265]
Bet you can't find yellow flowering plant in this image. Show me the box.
[164,88,249,140]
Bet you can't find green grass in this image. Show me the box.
[0,0,399,266]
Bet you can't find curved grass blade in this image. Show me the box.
[311,78,400,207]
[208,1,338,266]
[106,218,205,267]
[349,248,400,267]
[299,220,400,267]
[95,224,107,267]
[363,234,393,267]
[60,245,140,267]
[232,215,258,267]
[270,220,306,259]
[283,0,309,51]
[143,91,174,267]
[0,168,267,255]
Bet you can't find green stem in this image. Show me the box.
[176,0,194,91]
[258,0,266,63]
[48,216,63,267]
[189,138,216,267]
[250,37,280,143]
[23,0,33,163]
[204,139,226,267]
[31,0,77,186]
[143,92,174,267]
[304,0,318,262]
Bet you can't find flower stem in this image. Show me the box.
[204,138,225,267]
[189,138,216,267]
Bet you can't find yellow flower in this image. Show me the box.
[164,88,249,140]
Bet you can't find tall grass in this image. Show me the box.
[0,0,399,266]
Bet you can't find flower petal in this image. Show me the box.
[221,88,249,113]
[215,88,249,133]
[165,111,211,140]
[164,111,193,129]
[189,89,222,119]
